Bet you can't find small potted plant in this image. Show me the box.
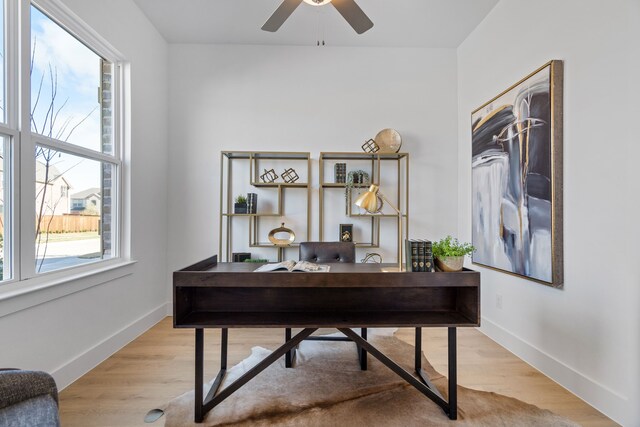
[234,195,248,214]
[345,170,370,213]
[432,235,475,272]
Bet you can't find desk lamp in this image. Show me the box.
[354,184,403,271]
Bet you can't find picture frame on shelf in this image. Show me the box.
[340,224,353,242]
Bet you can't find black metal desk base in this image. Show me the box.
[194,327,457,423]
[285,328,368,370]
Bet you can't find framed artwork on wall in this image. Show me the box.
[471,60,563,287]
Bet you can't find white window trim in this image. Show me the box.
[0,0,131,297]
[0,259,136,318]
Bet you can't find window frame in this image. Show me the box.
[0,0,128,290]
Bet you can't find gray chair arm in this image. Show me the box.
[0,370,59,410]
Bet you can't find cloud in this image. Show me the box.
[30,7,103,147]
[31,7,101,98]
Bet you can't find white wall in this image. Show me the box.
[457,0,640,424]
[168,45,459,270]
[0,0,169,389]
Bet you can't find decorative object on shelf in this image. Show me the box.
[232,252,252,262]
[432,236,475,272]
[234,195,248,214]
[339,224,353,242]
[281,167,300,184]
[348,170,368,184]
[355,184,403,271]
[260,168,279,183]
[345,170,370,213]
[361,138,380,153]
[374,128,402,153]
[334,163,346,183]
[268,223,296,246]
[471,60,563,287]
[360,253,382,263]
[243,258,269,263]
[247,193,258,214]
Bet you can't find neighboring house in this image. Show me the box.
[70,187,101,215]
[35,161,71,217]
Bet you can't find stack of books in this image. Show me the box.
[334,163,346,183]
[405,239,434,272]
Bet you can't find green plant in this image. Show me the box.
[432,236,475,258]
[345,170,370,213]
[235,195,247,204]
[346,170,370,186]
[244,258,269,263]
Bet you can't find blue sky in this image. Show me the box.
[31,5,103,192]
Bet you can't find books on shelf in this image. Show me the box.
[253,260,330,273]
[405,239,434,272]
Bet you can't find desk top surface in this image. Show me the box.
[173,257,480,288]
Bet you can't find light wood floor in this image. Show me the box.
[58,317,617,426]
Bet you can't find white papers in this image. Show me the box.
[253,260,330,273]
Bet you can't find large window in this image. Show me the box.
[1,0,123,284]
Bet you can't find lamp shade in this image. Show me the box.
[354,184,381,213]
[303,0,331,5]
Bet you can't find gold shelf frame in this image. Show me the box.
[219,151,311,262]
[318,152,409,265]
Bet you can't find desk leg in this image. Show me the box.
[339,328,449,411]
[195,329,204,423]
[448,327,457,420]
[285,328,296,368]
[359,328,368,370]
[414,328,445,402]
[195,328,229,423]
[195,328,317,423]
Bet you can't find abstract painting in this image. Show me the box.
[471,61,563,287]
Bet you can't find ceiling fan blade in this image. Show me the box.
[262,0,304,32]
[331,0,373,34]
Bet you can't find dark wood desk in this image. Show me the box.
[174,256,480,423]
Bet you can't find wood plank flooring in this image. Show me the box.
[58,318,617,426]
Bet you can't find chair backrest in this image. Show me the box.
[299,242,356,264]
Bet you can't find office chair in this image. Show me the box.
[285,241,368,370]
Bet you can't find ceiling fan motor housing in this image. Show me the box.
[303,0,332,5]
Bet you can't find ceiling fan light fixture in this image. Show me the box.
[303,0,332,6]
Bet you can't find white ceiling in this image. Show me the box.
[132,0,499,48]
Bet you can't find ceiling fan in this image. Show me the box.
[262,0,374,35]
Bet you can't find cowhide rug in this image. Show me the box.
[154,330,578,426]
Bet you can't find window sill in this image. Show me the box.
[0,259,137,319]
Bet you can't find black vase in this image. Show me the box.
[234,203,247,214]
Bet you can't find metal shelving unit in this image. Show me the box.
[319,152,409,263]
[219,151,311,262]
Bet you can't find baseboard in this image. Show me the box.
[51,302,171,390]
[479,316,629,425]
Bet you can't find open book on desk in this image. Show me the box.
[253,260,330,273]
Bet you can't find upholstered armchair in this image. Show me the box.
[0,369,60,426]
[285,241,368,370]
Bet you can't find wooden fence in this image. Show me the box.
[37,215,100,233]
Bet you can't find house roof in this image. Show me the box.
[71,187,101,200]
[35,161,71,187]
